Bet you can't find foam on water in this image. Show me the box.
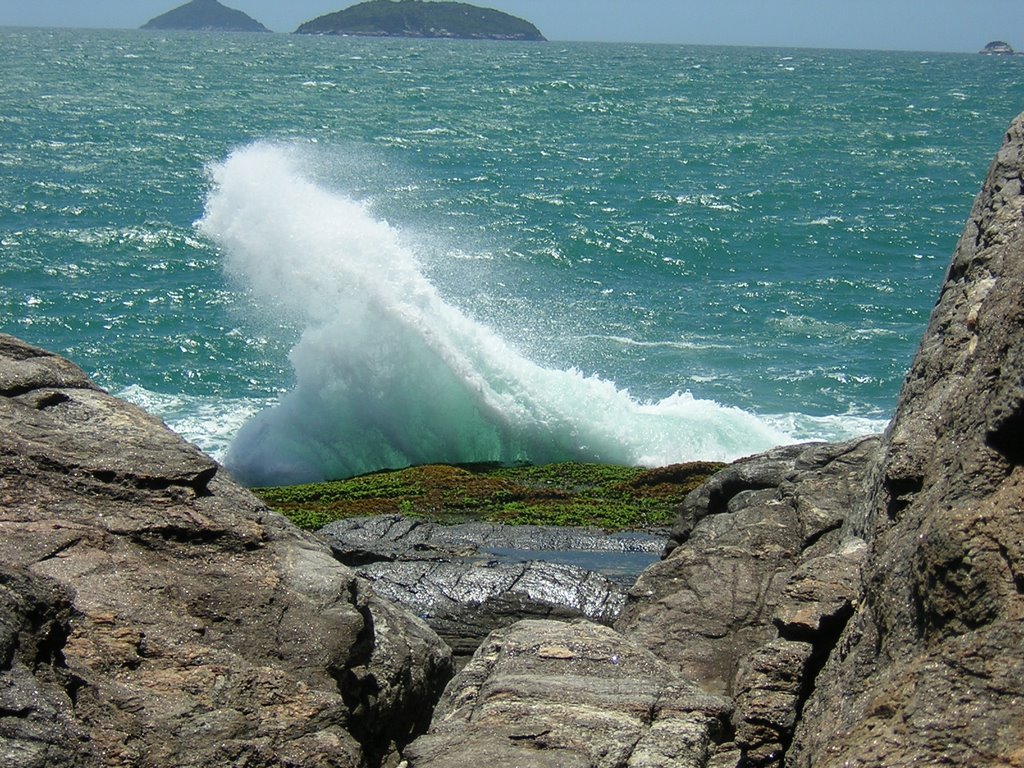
[198,143,793,485]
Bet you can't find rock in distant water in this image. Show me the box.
[0,334,451,767]
[141,0,270,32]
[980,40,1015,54]
[295,0,545,41]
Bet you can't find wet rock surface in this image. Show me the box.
[319,514,664,569]
[0,334,453,768]
[320,515,661,660]
[357,559,625,660]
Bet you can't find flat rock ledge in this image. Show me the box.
[403,619,732,768]
[320,515,664,567]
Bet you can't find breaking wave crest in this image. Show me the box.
[199,143,790,485]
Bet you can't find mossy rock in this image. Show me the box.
[253,460,725,533]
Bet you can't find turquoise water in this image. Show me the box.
[3,28,1023,482]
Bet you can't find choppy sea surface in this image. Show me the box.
[3,28,1022,484]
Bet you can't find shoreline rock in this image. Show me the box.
[319,514,665,566]
[0,334,452,767]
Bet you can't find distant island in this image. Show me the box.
[141,0,270,32]
[980,40,1017,54]
[295,0,545,41]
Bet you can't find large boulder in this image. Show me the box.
[617,437,880,700]
[0,334,452,768]
[786,114,1024,767]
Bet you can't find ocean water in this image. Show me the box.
[3,28,1023,484]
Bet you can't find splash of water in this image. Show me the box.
[198,143,790,486]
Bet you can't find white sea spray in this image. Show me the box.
[199,143,791,484]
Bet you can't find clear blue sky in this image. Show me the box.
[0,0,1021,53]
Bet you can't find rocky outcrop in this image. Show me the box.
[354,559,626,660]
[404,619,731,768]
[610,437,878,765]
[786,113,1024,768]
[980,40,1015,54]
[610,112,1024,768]
[398,437,879,767]
[0,334,452,767]
[618,437,879,700]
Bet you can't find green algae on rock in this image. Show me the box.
[252,460,724,532]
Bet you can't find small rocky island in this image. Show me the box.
[141,0,270,32]
[295,0,545,41]
[980,40,1016,54]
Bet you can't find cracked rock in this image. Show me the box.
[403,619,730,768]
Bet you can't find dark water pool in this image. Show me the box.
[483,546,662,582]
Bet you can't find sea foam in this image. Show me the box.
[199,143,791,486]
